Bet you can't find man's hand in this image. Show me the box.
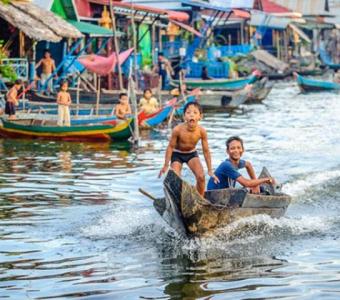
[158,165,169,178]
[208,170,220,184]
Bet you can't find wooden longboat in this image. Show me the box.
[245,77,273,103]
[28,89,119,105]
[0,118,133,142]
[294,72,340,93]
[171,74,258,90]
[149,170,291,237]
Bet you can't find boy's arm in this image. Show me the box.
[68,93,72,104]
[237,176,273,188]
[245,161,260,193]
[201,128,220,183]
[35,59,42,69]
[127,104,132,114]
[56,92,61,104]
[158,128,178,177]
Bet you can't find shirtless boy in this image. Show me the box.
[159,102,219,196]
[114,93,131,119]
[5,79,22,120]
[57,81,71,126]
[36,49,56,93]
[207,136,274,193]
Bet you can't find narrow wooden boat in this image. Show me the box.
[0,118,132,142]
[171,74,258,90]
[294,72,340,93]
[245,77,273,103]
[28,89,118,105]
[148,170,291,237]
[197,85,251,110]
[138,104,174,128]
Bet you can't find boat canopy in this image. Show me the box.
[88,0,189,22]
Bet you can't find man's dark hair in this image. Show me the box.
[226,136,244,150]
[183,101,203,115]
[44,49,50,53]
[158,52,164,56]
[14,79,22,85]
[119,93,127,99]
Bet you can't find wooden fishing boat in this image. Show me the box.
[171,74,258,90]
[28,89,119,105]
[196,85,251,109]
[245,77,273,103]
[294,72,340,93]
[0,118,132,142]
[143,170,291,237]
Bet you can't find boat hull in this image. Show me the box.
[158,170,291,237]
[0,118,132,142]
[294,72,340,93]
[172,75,257,90]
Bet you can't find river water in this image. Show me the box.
[1,82,340,299]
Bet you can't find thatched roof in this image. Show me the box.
[0,1,82,42]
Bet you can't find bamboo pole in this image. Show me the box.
[131,10,139,91]
[109,0,123,90]
[76,75,80,116]
[96,76,101,116]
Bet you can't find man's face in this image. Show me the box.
[227,140,244,161]
[44,52,51,58]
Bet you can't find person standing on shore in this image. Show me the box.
[36,49,56,94]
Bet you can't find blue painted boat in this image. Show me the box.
[138,103,175,127]
[171,74,258,90]
[294,72,340,93]
[319,47,340,70]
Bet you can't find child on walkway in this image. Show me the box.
[57,81,71,126]
[5,79,22,120]
[207,136,274,193]
[114,93,131,120]
[139,89,159,114]
[159,102,219,196]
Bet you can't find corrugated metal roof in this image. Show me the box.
[262,0,291,13]
[250,10,290,28]
[67,20,117,37]
[272,0,331,16]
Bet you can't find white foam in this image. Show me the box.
[82,205,159,238]
[282,169,340,197]
[182,214,334,252]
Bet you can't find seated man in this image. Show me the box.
[207,136,274,193]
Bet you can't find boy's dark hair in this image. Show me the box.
[143,88,152,94]
[183,101,203,115]
[226,136,244,150]
[158,52,164,56]
[14,79,22,85]
[119,93,127,99]
[44,49,50,53]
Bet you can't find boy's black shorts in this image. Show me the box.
[5,102,15,116]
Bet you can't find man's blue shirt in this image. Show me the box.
[207,159,246,190]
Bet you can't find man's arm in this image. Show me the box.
[35,59,42,69]
[159,128,178,177]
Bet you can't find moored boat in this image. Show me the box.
[0,118,133,142]
[147,170,291,237]
[171,74,258,90]
[294,72,340,93]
